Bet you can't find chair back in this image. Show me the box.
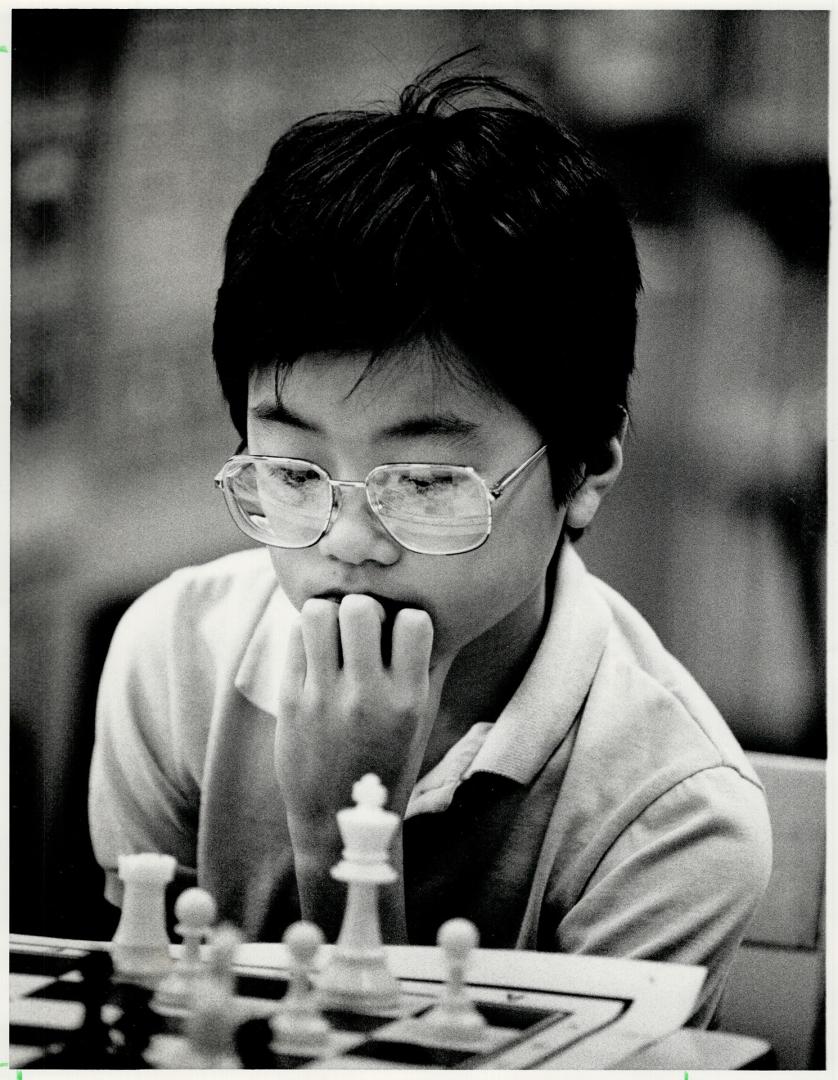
[716,752,825,1069]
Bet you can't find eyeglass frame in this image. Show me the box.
[214,443,549,555]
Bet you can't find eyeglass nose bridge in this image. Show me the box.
[330,478,367,492]
[322,477,381,538]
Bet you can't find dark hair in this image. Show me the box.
[213,56,641,504]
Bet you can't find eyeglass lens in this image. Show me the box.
[226,459,332,547]
[223,459,491,554]
[367,465,490,553]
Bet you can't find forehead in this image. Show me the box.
[247,347,511,426]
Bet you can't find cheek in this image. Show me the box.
[267,548,310,610]
[425,509,565,653]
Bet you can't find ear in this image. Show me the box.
[565,432,625,531]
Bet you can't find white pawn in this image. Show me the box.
[153,888,217,1015]
[423,919,488,1047]
[271,921,332,1055]
[184,924,242,1068]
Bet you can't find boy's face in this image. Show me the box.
[246,346,565,665]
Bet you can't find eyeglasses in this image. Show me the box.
[214,445,548,555]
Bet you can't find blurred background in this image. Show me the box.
[11,9,827,937]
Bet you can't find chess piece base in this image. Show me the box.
[422,999,489,1050]
[111,943,172,986]
[317,948,401,1015]
[152,962,202,1015]
[271,1008,332,1056]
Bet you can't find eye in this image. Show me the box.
[276,466,317,487]
[407,476,433,492]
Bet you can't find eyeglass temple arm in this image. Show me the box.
[490,406,627,500]
[489,445,549,499]
[214,439,249,487]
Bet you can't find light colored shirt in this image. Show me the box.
[89,542,771,1026]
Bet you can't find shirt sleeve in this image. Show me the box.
[88,578,201,908]
[553,765,772,1027]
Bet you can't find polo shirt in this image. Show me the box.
[89,542,772,1027]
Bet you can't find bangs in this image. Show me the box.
[215,119,480,432]
[264,332,505,418]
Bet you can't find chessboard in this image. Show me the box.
[9,938,633,1070]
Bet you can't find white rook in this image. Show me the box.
[112,852,177,983]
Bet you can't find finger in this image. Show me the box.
[390,608,433,688]
[338,594,385,676]
[300,598,340,676]
[278,616,306,706]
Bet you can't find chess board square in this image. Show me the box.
[236,973,290,1000]
[12,996,84,1031]
[29,975,88,1001]
[322,1008,400,1034]
[10,973,55,998]
[10,1021,76,1048]
[344,1038,474,1067]
[8,1045,45,1068]
[10,951,81,978]
[475,1001,565,1029]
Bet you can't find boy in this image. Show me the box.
[89,61,771,1026]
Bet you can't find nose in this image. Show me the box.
[316,482,401,566]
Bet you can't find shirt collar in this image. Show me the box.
[235,541,611,786]
[234,582,299,716]
[463,541,610,784]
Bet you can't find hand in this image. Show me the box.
[274,594,451,941]
[275,594,450,838]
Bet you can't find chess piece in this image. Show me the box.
[422,919,488,1048]
[318,774,401,1015]
[112,853,176,984]
[183,923,242,1068]
[270,921,332,1055]
[153,887,217,1014]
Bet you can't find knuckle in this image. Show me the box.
[343,684,371,717]
[302,685,328,714]
[390,686,423,718]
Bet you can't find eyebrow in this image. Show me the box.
[248,398,319,431]
[380,413,480,440]
[248,398,481,441]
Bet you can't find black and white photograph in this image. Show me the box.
[8,5,828,1071]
